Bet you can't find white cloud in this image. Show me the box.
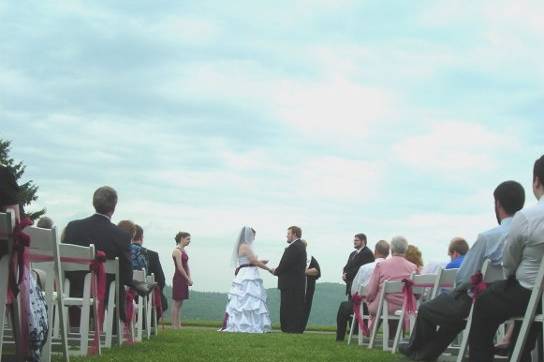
[393,121,511,174]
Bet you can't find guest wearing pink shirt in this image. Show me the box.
[365,236,417,316]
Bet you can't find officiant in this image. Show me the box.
[301,240,321,331]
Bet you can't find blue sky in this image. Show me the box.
[1,1,543,292]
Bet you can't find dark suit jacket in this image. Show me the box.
[143,248,168,312]
[343,246,374,295]
[62,214,133,287]
[275,239,307,291]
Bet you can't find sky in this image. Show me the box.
[1,1,543,292]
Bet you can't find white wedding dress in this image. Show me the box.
[222,256,272,333]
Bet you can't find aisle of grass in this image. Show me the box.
[65,328,402,362]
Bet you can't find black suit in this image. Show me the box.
[343,247,374,297]
[275,239,307,333]
[62,213,133,321]
[302,256,321,331]
[143,248,168,314]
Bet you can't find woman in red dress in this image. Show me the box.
[171,231,192,329]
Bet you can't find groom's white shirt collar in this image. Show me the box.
[287,238,300,247]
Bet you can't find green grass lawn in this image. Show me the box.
[62,328,402,362]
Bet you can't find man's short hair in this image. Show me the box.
[354,233,367,245]
[288,226,302,238]
[534,155,544,185]
[374,240,390,258]
[37,216,53,229]
[93,186,118,214]
[391,236,409,255]
[134,224,144,241]
[449,237,469,256]
[493,181,525,216]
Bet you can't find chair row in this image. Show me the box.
[348,258,544,362]
[0,212,160,361]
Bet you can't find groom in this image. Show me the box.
[272,226,307,333]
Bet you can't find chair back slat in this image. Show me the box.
[482,260,505,283]
[26,226,57,256]
[384,280,404,293]
[133,270,146,282]
[58,243,96,272]
[412,273,438,294]
[0,212,13,240]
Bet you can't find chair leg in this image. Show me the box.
[0,258,8,358]
[347,315,356,345]
[80,276,92,356]
[104,283,115,348]
[383,304,389,351]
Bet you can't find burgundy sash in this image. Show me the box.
[351,293,370,336]
[124,288,136,344]
[470,271,487,302]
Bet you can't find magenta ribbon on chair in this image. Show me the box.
[351,293,370,337]
[28,249,107,355]
[401,279,417,331]
[469,271,487,302]
[124,288,136,344]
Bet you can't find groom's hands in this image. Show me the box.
[270,268,276,275]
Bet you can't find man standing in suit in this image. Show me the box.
[62,186,153,321]
[342,233,375,299]
[272,226,307,333]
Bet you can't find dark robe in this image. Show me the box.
[302,256,321,331]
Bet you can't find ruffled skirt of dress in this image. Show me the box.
[223,267,271,333]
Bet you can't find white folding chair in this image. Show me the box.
[368,280,406,351]
[132,270,147,342]
[430,267,459,300]
[455,259,505,362]
[0,212,15,358]
[392,273,441,353]
[103,257,122,349]
[145,273,157,338]
[347,285,370,346]
[59,243,101,356]
[510,256,544,362]
[26,226,70,362]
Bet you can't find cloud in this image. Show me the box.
[393,121,512,174]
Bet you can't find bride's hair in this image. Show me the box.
[231,226,256,266]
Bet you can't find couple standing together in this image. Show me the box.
[222,226,308,334]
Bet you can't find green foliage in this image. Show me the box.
[162,282,347,326]
[61,328,401,362]
[0,139,45,220]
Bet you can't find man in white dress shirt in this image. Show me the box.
[336,240,390,341]
[468,155,544,362]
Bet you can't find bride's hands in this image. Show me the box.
[260,259,269,265]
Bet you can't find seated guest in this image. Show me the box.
[365,236,417,316]
[468,156,544,362]
[405,244,423,273]
[134,224,168,317]
[445,237,469,269]
[62,186,154,322]
[129,224,148,271]
[36,216,54,229]
[301,240,320,331]
[336,240,390,341]
[399,180,525,361]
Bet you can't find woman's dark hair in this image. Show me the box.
[175,231,191,244]
[493,181,525,216]
[534,155,544,186]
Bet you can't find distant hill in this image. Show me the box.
[162,282,346,326]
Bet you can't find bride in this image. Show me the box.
[221,226,272,333]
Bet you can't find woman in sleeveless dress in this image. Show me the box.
[172,231,192,329]
[221,226,272,333]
